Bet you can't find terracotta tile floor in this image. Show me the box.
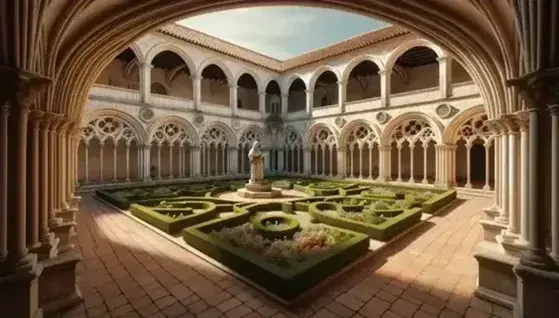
[57,194,513,318]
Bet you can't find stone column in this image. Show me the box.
[277,149,284,172]
[377,146,391,182]
[516,111,530,243]
[57,121,70,210]
[192,75,202,111]
[258,90,266,115]
[435,144,454,187]
[337,81,346,113]
[140,63,153,104]
[281,94,288,114]
[496,120,510,225]
[0,103,8,263]
[485,121,502,213]
[379,70,391,107]
[48,116,63,225]
[304,146,312,175]
[229,146,239,175]
[504,115,521,237]
[437,56,452,99]
[142,144,151,181]
[229,84,238,115]
[26,111,43,250]
[305,89,313,115]
[550,105,559,262]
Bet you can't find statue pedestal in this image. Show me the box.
[237,180,282,199]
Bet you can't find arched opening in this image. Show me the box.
[200,126,231,176]
[313,71,338,108]
[346,60,381,102]
[78,116,142,184]
[237,73,259,111]
[390,46,439,94]
[308,127,338,176]
[265,80,282,114]
[201,64,230,106]
[343,124,380,179]
[151,50,192,99]
[453,113,495,189]
[287,78,306,112]
[388,119,438,183]
[149,122,194,179]
[281,128,304,174]
[451,59,473,84]
[95,48,139,90]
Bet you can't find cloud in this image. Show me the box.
[176,7,387,60]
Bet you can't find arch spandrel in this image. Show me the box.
[380,112,443,146]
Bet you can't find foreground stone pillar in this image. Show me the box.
[0,66,50,318]
[549,104,559,262]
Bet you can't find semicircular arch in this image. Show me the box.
[128,42,146,64]
[197,58,235,84]
[342,55,385,83]
[283,74,306,93]
[308,66,341,91]
[385,39,446,72]
[234,69,263,92]
[145,43,196,74]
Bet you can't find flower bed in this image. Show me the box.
[183,208,369,300]
[308,198,422,241]
[130,200,219,234]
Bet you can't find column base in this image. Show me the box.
[30,233,60,261]
[473,241,518,309]
[57,207,77,224]
[39,251,83,316]
[483,206,501,220]
[0,258,43,318]
[480,219,508,243]
[513,262,559,318]
[433,181,451,188]
[49,222,76,254]
[69,195,81,210]
[497,231,528,258]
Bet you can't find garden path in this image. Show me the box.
[57,194,512,318]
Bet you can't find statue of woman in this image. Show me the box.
[248,140,265,182]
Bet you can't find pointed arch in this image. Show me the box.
[197,58,234,84]
[145,42,196,74]
[200,121,237,146]
[385,39,445,71]
[338,119,382,148]
[342,55,385,83]
[237,125,266,146]
[309,66,341,91]
[146,115,198,145]
[443,105,491,143]
[304,122,339,147]
[263,77,283,95]
[380,112,444,146]
[82,108,147,143]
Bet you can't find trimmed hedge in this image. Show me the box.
[182,210,370,300]
[252,215,300,240]
[309,201,422,241]
[421,189,457,214]
[130,200,218,233]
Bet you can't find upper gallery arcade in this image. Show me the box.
[84,23,488,190]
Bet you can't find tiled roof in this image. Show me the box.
[156,24,410,72]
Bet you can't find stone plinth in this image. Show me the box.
[237,180,282,199]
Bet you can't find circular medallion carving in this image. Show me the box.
[231,119,242,131]
[139,107,155,123]
[435,104,455,119]
[334,117,346,128]
[193,113,204,126]
[376,111,390,124]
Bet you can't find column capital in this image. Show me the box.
[500,114,521,133]
[29,110,44,128]
[436,56,451,63]
[57,119,73,134]
[229,84,238,90]
[305,89,313,94]
[337,80,346,86]
[228,146,239,151]
[192,74,202,81]
[140,62,154,69]
[485,118,507,135]
[507,68,559,109]
[378,69,392,76]
[281,93,289,99]
[0,66,52,107]
[258,90,266,96]
[549,104,559,116]
[516,110,530,131]
[47,113,65,131]
[190,145,200,151]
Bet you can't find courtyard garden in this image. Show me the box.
[95,178,456,301]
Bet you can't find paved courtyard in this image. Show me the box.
[58,194,512,318]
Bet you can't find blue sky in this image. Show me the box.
[177,6,387,60]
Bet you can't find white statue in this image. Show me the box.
[248,140,265,182]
